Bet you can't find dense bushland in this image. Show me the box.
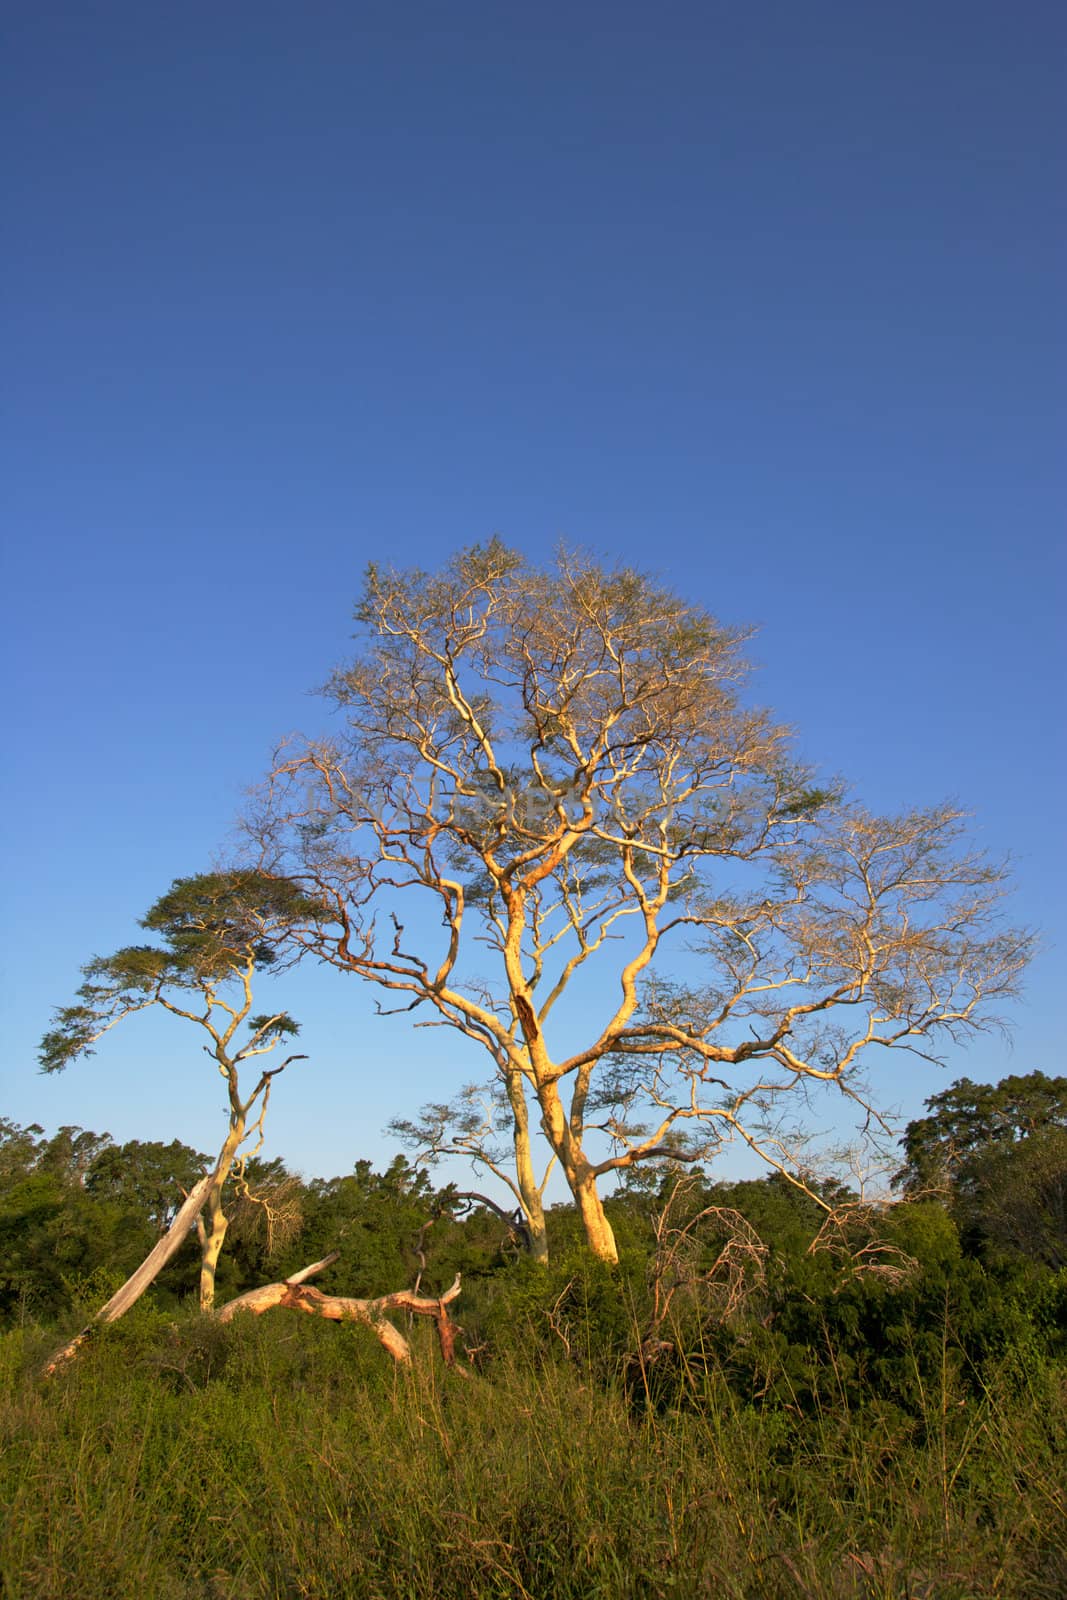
[3,1313,1065,1600]
[2,1095,1065,1598]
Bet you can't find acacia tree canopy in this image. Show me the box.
[250,541,1033,1264]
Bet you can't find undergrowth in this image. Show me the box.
[1,1299,1064,1600]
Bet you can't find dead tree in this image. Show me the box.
[216,1255,464,1368]
[41,1176,212,1376]
[41,1223,465,1378]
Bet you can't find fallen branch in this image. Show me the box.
[41,1221,465,1378]
[41,1175,213,1377]
[217,1261,465,1368]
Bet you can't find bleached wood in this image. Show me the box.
[43,1228,462,1377]
[284,1250,340,1285]
[40,1175,212,1376]
[216,1267,463,1365]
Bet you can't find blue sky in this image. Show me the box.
[3,1,1064,1192]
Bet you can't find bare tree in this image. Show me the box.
[249,541,1032,1263]
[632,1176,771,1381]
[40,871,317,1308]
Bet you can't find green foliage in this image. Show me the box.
[897,1071,1067,1192]
[0,1121,202,1326]
[897,1071,1067,1268]
[778,784,840,818]
[37,870,318,1305]
[84,1139,209,1231]
[2,1309,1064,1599]
[39,869,314,1074]
[142,868,324,970]
[0,1166,155,1328]
[245,1011,300,1039]
[463,1173,1066,1430]
[474,1243,646,1376]
[4,1107,1067,1595]
[276,1156,451,1297]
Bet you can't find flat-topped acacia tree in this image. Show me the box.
[250,541,1032,1264]
[40,871,317,1309]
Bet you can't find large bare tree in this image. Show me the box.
[250,541,1031,1263]
[40,871,317,1308]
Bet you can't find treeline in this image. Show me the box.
[4,1072,1065,1418]
[0,1122,473,1329]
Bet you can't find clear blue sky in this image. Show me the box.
[3,1,1064,1191]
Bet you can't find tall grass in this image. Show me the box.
[1,1307,1064,1599]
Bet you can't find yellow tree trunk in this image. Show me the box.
[537,1081,618,1264]
[199,1200,230,1312]
[198,1120,244,1312]
[573,1169,619,1264]
[509,1071,550,1263]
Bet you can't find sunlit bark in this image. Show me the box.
[217,1258,464,1368]
[40,1176,213,1376]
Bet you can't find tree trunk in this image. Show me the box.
[526,1209,550,1265]
[217,1262,465,1368]
[537,1081,617,1263]
[41,1238,466,1378]
[199,1121,243,1311]
[40,1176,212,1376]
[573,1170,619,1264]
[508,1066,550,1264]
[199,1202,229,1312]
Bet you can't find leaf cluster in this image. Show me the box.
[39,870,313,1073]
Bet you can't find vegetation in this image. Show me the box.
[895,1071,1067,1269]
[3,1317,1064,1600]
[16,549,1055,1594]
[39,872,317,1309]
[2,1074,1065,1597]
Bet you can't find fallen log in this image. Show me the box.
[217,1261,464,1367]
[41,1175,213,1376]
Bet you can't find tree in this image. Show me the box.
[250,541,1032,1264]
[896,1071,1067,1193]
[85,1138,210,1234]
[40,871,318,1308]
[896,1071,1067,1268]
[282,1156,444,1293]
[0,1121,125,1324]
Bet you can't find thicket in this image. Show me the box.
[2,1092,1066,1598]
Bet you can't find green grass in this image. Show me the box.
[1,1310,1064,1599]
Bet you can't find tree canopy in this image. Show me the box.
[248,542,1032,1262]
[897,1071,1067,1268]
